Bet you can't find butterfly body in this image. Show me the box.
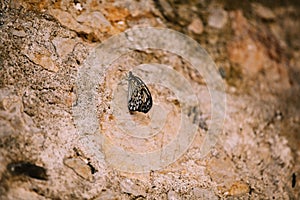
[128,72,152,113]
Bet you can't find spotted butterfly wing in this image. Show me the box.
[128,71,152,113]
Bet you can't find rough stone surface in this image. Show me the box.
[0,0,299,199]
[227,10,291,92]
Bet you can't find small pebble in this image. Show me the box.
[188,18,204,34]
[252,3,276,20]
[208,8,228,29]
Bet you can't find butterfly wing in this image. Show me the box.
[128,72,152,113]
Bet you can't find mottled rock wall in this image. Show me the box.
[0,0,299,199]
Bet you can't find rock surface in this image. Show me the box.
[0,0,299,199]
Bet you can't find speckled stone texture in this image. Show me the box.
[0,0,299,199]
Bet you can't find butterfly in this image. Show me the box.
[127,71,152,113]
